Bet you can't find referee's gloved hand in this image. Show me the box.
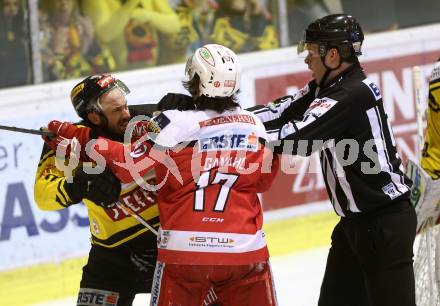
[158,93,194,111]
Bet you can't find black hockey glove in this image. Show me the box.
[63,168,91,204]
[157,93,194,111]
[63,168,121,208]
[84,169,121,208]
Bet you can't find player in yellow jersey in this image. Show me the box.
[34,74,161,306]
[422,58,440,180]
[35,74,219,306]
[408,59,440,230]
[81,0,180,71]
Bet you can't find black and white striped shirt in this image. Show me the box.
[254,64,411,217]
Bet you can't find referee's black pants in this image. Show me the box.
[318,200,417,306]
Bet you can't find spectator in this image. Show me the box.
[158,0,216,65]
[286,0,331,44]
[340,0,398,33]
[82,0,180,71]
[210,0,279,53]
[0,0,31,88]
[39,0,115,82]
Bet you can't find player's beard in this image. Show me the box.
[117,118,130,135]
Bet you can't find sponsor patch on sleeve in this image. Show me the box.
[382,182,400,200]
[362,78,382,101]
[151,113,171,131]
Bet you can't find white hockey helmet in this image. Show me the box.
[185,44,241,98]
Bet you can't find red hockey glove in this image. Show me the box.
[43,121,91,159]
[127,119,152,142]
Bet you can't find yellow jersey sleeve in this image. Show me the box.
[34,145,73,211]
[34,141,160,248]
[421,59,440,179]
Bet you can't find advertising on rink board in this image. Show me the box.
[256,50,440,210]
[0,24,440,270]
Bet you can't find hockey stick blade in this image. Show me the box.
[0,124,54,137]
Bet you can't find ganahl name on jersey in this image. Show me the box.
[106,181,156,221]
[203,156,246,171]
[77,288,119,306]
[199,132,258,152]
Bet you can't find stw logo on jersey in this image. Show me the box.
[189,236,235,244]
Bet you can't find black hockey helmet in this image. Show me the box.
[298,14,364,61]
[70,74,130,119]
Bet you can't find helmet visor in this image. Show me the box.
[94,79,130,111]
[113,79,130,96]
[297,41,320,58]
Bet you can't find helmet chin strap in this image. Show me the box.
[318,51,343,88]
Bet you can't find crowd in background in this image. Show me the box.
[1,0,440,88]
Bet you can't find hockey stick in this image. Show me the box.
[412,66,424,161]
[0,125,160,234]
[0,124,54,137]
[1,124,161,235]
[114,201,158,236]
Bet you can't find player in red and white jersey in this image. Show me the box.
[45,44,279,306]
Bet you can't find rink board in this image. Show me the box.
[1,23,440,305]
[0,207,337,306]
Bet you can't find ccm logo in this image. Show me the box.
[202,217,224,223]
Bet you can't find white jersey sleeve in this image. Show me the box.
[152,110,200,147]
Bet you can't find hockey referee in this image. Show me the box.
[254,14,417,306]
